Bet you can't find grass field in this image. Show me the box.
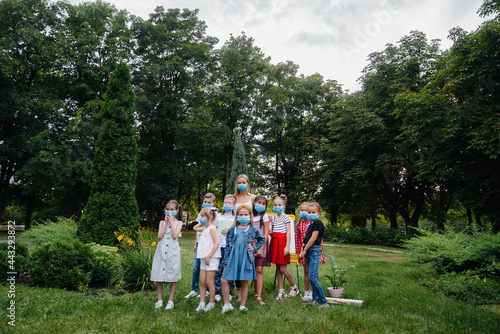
[1,233,499,333]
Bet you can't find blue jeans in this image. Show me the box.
[191,243,200,292]
[215,247,234,295]
[306,245,327,304]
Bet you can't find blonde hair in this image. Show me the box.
[200,207,217,224]
[204,193,216,202]
[299,202,309,211]
[234,174,251,196]
[272,194,287,206]
[307,202,322,213]
[224,194,237,204]
[233,205,254,227]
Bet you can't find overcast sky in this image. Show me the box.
[69,0,490,92]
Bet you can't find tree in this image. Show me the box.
[226,132,248,195]
[78,61,139,245]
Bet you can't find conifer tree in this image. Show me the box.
[226,132,248,195]
[78,61,139,245]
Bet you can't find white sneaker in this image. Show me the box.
[154,300,163,309]
[165,301,174,310]
[204,303,215,312]
[185,290,197,298]
[239,306,248,312]
[221,303,234,314]
[214,295,222,302]
[302,293,313,302]
[195,302,206,312]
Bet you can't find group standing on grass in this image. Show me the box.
[149,174,329,313]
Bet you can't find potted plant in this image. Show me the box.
[323,255,355,298]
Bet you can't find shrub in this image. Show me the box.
[0,241,29,282]
[29,240,94,291]
[324,225,407,247]
[22,217,78,251]
[89,243,122,288]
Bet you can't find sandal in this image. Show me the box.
[289,285,299,297]
[254,294,258,300]
[275,289,287,300]
[257,297,265,305]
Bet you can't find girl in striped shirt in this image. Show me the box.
[270,194,299,299]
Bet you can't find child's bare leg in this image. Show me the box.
[222,279,231,304]
[277,265,284,290]
[240,280,249,307]
[280,264,295,286]
[303,263,310,292]
[168,282,177,301]
[199,270,207,303]
[256,266,264,298]
[206,271,216,304]
[156,282,163,301]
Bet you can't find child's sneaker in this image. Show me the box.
[204,303,215,312]
[214,294,222,302]
[239,306,248,312]
[154,300,163,309]
[301,291,313,301]
[317,303,330,309]
[289,285,299,297]
[184,290,197,298]
[195,302,206,312]
[221,303,234,314]
[165,301,174,310]
[275,289,287,300]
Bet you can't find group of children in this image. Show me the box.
[149,174,329,314]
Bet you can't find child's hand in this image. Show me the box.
[247,244,254,252]
[205,256,211,265]
[222,228,228,236]
[284,247,290,256]
[193,244,196,253]
[256,248,263,258]
[299,250,305,260]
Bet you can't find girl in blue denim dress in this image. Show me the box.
[221,205,265,313]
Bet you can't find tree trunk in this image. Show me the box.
[466,207,473,227]
[371,216,376,230]
[389,209,398,229]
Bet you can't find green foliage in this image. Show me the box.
[29,240,94,291]
[404,229,500,276]
[324,225,408,247]
[323,255,355,288]
[89,243,121,288]
[78,61,139,245]
[226,132,248,194]
[0,241,29,282]
[22,217,78,251]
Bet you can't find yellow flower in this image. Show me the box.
[117,235,124,241]
[127,238,134,246]
[151,242,157,247]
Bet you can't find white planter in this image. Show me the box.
[327,287,344,298]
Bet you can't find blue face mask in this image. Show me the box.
[299,212,308,219]
[273,206,283,214]
[222,205,234,212]
[200,217,207,226]
[237,216,251,225]
[165,210,177,217]
[202,203,213,208]
[254,204,266,213]
[237,184,248,192]
[308,213,319,221]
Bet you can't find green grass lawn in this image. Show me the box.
[1,233,499,333]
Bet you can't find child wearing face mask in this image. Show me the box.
[150,200,183,310]
[220,205,265,313]
[193,207,221,312]
[270,194,299,300]
[252,195,271,305]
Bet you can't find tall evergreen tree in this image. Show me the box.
[226,132,248,195]
[78,61,139,245]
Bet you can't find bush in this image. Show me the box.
[0,241,29,282]
[29,240,94,291]
[324,225,407,247]
[404,229,500,276]
[89,243,122,288]
[22,217,78,251]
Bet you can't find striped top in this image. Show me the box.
[271,214,292,234]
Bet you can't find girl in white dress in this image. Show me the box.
[193,207,220,312]
[150,200,183,310]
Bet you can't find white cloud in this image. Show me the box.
[67,0,490,91]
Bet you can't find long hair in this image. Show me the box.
[234,174,251,196]
[200,207,217,224]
